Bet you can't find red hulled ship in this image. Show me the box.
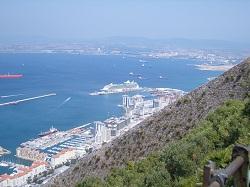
[0,74,23,79]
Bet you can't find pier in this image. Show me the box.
[0,93,56,106]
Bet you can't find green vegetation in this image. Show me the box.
[77,99,250,187]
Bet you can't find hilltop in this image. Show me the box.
[48,58,250,187]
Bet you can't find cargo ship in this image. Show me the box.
[0,74,23,79]
[38,126,58,137]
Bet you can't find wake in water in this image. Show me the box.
[58,97,71,108]
[48,97,72,114]
[0,94,24,99]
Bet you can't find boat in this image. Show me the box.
[0,74,23,79]
[138,76,143,80]
[0,162,8,167]
[159,75,167,79]
[139,59,147,63]
[90,80,141,95]
[101,80,139,92]
[38,126,58,137]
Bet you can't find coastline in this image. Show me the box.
[195,64,234,71]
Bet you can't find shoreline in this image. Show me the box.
[195,64,234,71]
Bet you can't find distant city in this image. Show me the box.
[0,40,247,71]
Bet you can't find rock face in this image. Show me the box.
[47,58,250,187]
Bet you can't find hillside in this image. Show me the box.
[78,99,250,186]
[48,58,250,187]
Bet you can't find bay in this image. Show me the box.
[0,53,221,172]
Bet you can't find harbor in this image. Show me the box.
[0,86,185,186]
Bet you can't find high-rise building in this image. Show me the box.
[122,95,130,108]
[94,121,111,144]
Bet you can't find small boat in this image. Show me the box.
[0,162,8,167]
[139,59,147,63]
[159,75,167,79]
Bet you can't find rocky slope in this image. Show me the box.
[47,58,250,187]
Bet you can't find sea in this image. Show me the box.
[0,53,222,174]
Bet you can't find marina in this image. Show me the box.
[0,86,185,186]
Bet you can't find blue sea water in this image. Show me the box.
[0,53,221,173]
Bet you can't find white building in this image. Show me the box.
[0,161,47,187]
[123,94,144,109]
[104,117,130,137]
[122,95,132,108]
[95,121,111,144]
[48,148,76,168]
[132,95,144,106]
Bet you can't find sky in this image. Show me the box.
[0,0,250,43]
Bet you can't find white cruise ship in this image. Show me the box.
[90,80,141,95]
[101,80,139,91]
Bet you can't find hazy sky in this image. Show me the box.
[0,0,249,43]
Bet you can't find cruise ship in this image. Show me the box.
[90,80,141,95]
[101,80,139,92]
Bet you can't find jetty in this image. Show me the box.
[0,93,56,106]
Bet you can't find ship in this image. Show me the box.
[90,80,141,95]
[38,126,58,137]
[101,80,139,92]
[0,74,23,79]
